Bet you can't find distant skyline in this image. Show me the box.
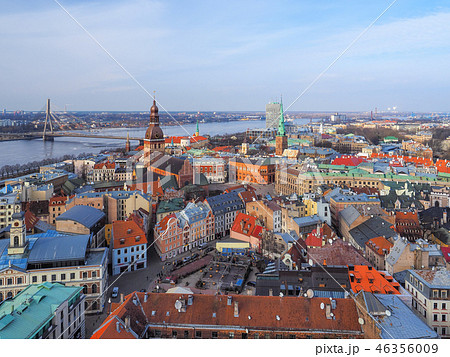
[2,1,450,112]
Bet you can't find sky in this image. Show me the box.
[1,0,450,112]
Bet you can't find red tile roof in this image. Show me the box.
[112,220,147,248]
[365,236,393,256]
[49,196,68,206]
[231,212,263,239]
[441,246,450,263]
[308,239,370,267]
[92,292,363,339]
[331,156,365,166]
[348,265,400,294]
[94,161,115,170]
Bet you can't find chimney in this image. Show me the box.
[120,294,124,303]
[116,322,121,333]
[188,295,193,305]
[323,259,327,266]
[234,301,239,317]
[144,293,148,303]
[124,316,131,329]
[227,296,232,306]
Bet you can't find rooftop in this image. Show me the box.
[0,282,82,339]
[56,205,105,229]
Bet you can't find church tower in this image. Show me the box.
[8,211,28,255]
[194,119,200,137]
[275,98,288,156]
[144,98,165,158]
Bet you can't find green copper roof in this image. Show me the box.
[277,99,285,136]
[196,119,199,134]
[0,282,82,339]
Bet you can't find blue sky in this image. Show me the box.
[1,0,450,112]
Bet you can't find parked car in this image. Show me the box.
[111,287,119,298]
[205,246,215,253]
[198,243,207,250]
[182,256,191,263]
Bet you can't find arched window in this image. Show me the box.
[91,284,97,294]
[83,285,88,294]
[14,236,19,246]
[0,293,3,302]
[7,291,13,299]
[92,301,98,311]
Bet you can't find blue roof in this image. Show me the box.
[28,234,90,264]
[369,293,438,339]
[205,192,244,216]
[56,205,105,229]
[312,290,346,299]
[0,238,38,270]
[177,202,211,226]
[293,215,321,228]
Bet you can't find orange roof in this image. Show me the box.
[155,213,177,233]
[127,181,163,196]
[231,212,263,239]
[348,265,400,294]
[49,196,68,206]
[112,220,147,248]
[370,153,433,166]
[365,236,393,256]
[94,161,115,170]
[190,135,208,143]
[212,146,233,152]
[92,292,363,339]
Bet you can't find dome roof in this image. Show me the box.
[145,125,164,140]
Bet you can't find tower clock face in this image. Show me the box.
[155,133,159,138]
[14,222,19,227]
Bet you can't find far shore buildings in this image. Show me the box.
[0,282,85,339]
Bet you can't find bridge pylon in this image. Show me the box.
[43,98,55,141]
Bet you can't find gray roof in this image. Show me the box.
[409,269,450,288]
[349,216,397,250]
[362,292,438,339]
[56,205,105,229]
[339,205,361,227]
[205,191,244,216]
[293,215,321,228]
[385,238,408,267]
[27,234,90,264]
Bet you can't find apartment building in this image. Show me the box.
[405,269,450,338]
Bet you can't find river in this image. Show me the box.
[0,118,314,167]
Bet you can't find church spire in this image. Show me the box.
[195,118,200,137]
[278,95,285,136]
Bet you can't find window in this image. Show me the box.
[211,331,218,339]
[442,291,448,299]
[70,273,75,280]
[443,315,447,322]
[117,250,121,255]
[276,334,282,339]
[254,333,259,339]
[92,271,97,278]
[195,331,202,338]
[6,278,13,285]
[41,275,47,282]
[434,303,438,309]
[124,249,128,254]
[433,290,439,298]
[155,330,161,337]
[82,272,87,279]
[52,274,57,282]
[434,314,438,322]
[92,284,97,294]
[17,277,23,284]
[265,333,271,339]
[229,332,234,339]
[184,331,189,338]
[83,285,88,294]
[118,258,121,264]
[443,303,447,310]
[32,276,37,283]
[172,330,177,338]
